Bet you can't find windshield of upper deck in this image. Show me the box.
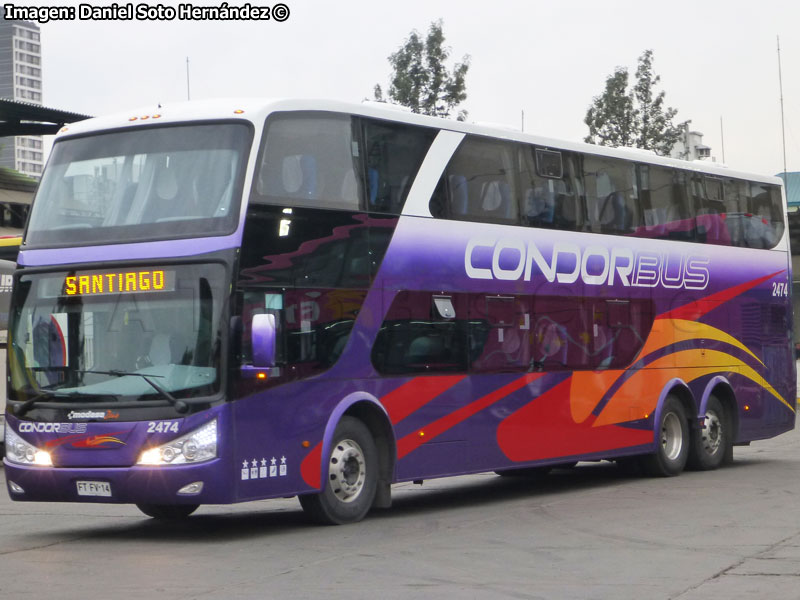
[25,122,252,247]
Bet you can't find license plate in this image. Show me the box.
[76,481,112,497]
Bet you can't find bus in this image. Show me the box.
[3,99,794,524]
[0,235,22,451]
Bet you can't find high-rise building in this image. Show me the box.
[0,19,44,178]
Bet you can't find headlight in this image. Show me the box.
[5,426,52,466]
[137,419,217,465]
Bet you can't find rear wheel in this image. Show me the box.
[299,416,378,525]
[688,395,729,471]
[642,395,689,477]
[136,503,198,520]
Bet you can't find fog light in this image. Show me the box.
[8,481,24,494]
[177,481,204,495]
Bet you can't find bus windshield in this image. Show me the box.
[25,123,252,247]
[8,263,226,403]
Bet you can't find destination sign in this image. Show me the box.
[64,269,176,296]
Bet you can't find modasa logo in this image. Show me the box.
[464,238,710,290]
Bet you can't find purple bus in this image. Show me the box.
[3,99,794,524]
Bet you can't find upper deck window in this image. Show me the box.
[25,122,253,248]
[252,113,435,214]
[442,137,518,224]
[254,114,363,212]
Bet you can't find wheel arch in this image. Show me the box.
[316,392,396,508]
[653,378,696,448]
[699,376,739,443]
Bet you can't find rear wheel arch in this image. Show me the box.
[699,379,739,443]
[642,381,695,477]
[661,382,696,429]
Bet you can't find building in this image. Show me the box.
[0,19,43,178]
[670,123,712,162]
[777,172,800,208]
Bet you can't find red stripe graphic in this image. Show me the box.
[659,270,784,322]
[300,442,322,489]
[497,378,652,461]
[396,373,544,459]
[381,375,466,424]
[300,375,466,489]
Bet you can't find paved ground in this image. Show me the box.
[2,428,800,599]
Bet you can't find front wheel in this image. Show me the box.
[642,395,689,477]
[687,395,730,471]
[136,503,198,520]
[299,416,378,525]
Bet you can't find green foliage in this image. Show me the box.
[584,50,687,156]
[374,20,470,120]
[584,68,636,148]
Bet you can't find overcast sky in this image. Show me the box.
[32,0,800,177]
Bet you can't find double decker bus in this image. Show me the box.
[0,235,22,450]
[3,99,793,524]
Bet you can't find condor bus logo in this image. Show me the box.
[464,238,710,290]
[19,423,88,434]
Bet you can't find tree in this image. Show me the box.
[374,20,470,120]
[584,67,636,149]
[584,50,686,156]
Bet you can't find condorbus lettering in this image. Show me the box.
[632,252,660,287]
[492,239,525,281]
[609,247,634,286]
[464,236,710,290]
[580,245,610,286]
[661,253,685,289]
[684,256,711,289]
[18,422,88,434]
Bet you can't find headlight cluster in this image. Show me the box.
[4,426,52,466]
[138,419,217,465]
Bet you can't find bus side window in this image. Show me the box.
[360,119,436,214]
[469,295,531,373]
[583,155,640,235]
[371,291,470,374]
[693,176,730,246]
[638,165,694,241]
[743,182,784,249]
[443,137,518,224]
[520,147,582,232]
[723,178,747,247]
[254,113,363,211]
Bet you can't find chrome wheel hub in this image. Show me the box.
[701,410,722,455]
[661,412,683,461]
[328,439,366,503]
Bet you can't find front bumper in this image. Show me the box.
[4,458,234,505]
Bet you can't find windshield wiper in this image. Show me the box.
[12,392,53,418]
[78,369,188,414]
[13,389,120,417]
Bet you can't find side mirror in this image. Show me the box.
[251,313,277,368]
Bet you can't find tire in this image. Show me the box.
[641,395,689,477]
[687,395,729,471]
[136,503,198,520]
[299,416,378,525]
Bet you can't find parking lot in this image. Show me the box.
[3,426,800,599]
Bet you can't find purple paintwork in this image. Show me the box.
[4,404,234,505]
[6,210,795,509]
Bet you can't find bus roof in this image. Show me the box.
[55,97,783,186]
